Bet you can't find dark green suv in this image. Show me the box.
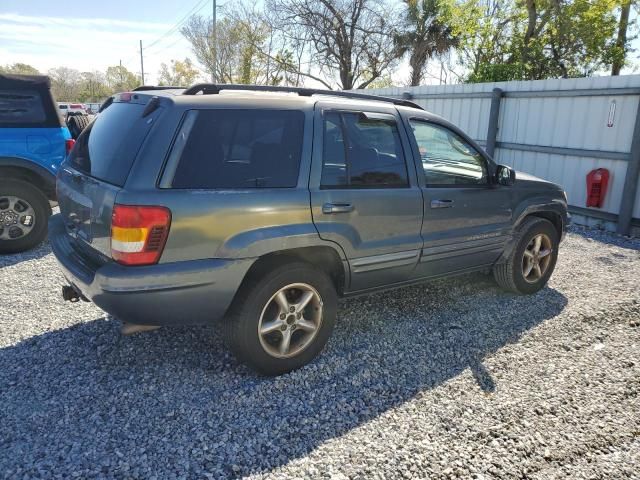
[50,84,568,375]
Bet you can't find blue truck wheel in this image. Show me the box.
[0,179,51,253]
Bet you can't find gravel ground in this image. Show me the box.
[0,227,639,479]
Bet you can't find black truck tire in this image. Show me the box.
[67,115,91,139]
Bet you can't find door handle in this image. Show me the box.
[322,202,354,214]
[430,199,454,209]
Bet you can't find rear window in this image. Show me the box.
[169,109,305,189]
[0,90,46,126]
[67,102,154,186]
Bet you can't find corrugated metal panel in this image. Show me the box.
[359,75,640,223]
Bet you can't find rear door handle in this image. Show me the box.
[430,199,454,209]
[322,203,354,214]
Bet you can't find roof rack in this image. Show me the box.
[182,83,423,110]
[133,85,184,91]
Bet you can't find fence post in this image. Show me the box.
[485,88,504,158]
[617,99,640,235]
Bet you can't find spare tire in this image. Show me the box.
[67,114,90,139]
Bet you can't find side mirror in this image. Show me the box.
[496,165,516,186]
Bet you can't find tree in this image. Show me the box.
[396,0,459,86]
[0,63,41,75]
[78,71,110,102]
[455,0,620,82]
[158,58,200,86]
[452,0,520,81]
[48,67,82,101]
[182,15,254,83]
[267,0,401,89]
[611,0,634,75]
[105,65,140,92]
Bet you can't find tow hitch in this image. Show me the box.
[62,285,87,302]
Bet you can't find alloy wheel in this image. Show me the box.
[0,195,36,240]
[522,233,553,283]
[257,283,324,358]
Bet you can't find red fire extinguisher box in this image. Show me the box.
[586,168,610,208]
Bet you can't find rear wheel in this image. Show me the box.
[0,179,51,254]
[223,262,337,375]
[493,217,559,294]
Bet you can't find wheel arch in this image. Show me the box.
[526,211,563,240]
[238,246,348,298]
[0,157,57,201]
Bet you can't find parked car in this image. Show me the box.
[50,84,569,375]
[85,103,102,115]
[0,74,74,253]
[57,102,87,115]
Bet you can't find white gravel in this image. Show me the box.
[0,227,639,479]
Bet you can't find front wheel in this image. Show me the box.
[0,179,51,254]
[493,217,559,294]
[223,262,337,375]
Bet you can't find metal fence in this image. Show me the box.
[359,75,640,236]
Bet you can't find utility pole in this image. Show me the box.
[212,0,217,83]
[139,40,145,85]
[119,59,123,85]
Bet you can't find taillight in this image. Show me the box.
[65,139,76,155]
[111,205,171,266]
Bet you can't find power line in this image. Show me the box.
[144,36,189,59]
[144,0,209,52]
[118,0,213,75]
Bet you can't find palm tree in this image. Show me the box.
[396,0,459,86]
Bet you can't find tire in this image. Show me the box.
[223,261,338,376]
[0,179,51,254]
[493,217,559,295]
[67,115,90,139]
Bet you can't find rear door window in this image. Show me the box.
[0,90,46,126]
[67,102,156,186]
[169,109,305,189]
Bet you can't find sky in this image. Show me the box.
[0,0,216,84]
[0,0,637,86]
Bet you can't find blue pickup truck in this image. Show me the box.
[0,74,74,253]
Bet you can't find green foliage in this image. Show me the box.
[181,9,272,85]
[454,0,621,82]
[396,0,459,85]
[364,75,395,89]
[78,71,111,102]
[0,63,41,75]
[467,63,526,82]
[158,58,200,86]
[105,65,140,92]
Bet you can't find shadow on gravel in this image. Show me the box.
[0,275,567,478]
[0,241,51,269]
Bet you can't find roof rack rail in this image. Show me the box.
[133,85,184,91]
[182,83,423,110]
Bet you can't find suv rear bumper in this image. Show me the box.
[49,214,253,326]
